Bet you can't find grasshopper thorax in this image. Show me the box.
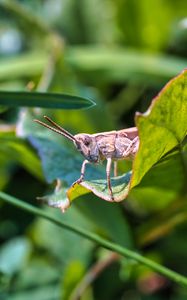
[74,133,99,163]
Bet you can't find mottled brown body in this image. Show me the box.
[34,116,139,201]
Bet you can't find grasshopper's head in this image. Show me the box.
[74,134,99,163]
[34,116,99,163]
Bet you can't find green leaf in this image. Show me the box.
[7,285,60,300]
[14,260,59,289]
[62,260,85,300]
[68,172,131,203]
[0,91,95,109]
[131,146,187,213]
[0,52,48,81]
[0,136,43,181]
[30,206,94,267]
[0,237,31,275]
[131,69,187,188]
[29,136,103,185]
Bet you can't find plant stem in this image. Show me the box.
[1,191,187,287]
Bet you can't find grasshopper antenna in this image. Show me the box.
[34,116,76,142]
[43,116,76,141]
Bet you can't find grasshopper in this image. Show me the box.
[34,116,139,201]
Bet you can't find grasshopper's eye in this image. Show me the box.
[84,137,91,146]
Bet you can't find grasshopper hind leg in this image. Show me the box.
[106,158,115,201]
[114,161,118,177]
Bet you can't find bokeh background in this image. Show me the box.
[0,1,187,299]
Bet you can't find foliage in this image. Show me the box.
[0,1,187,299]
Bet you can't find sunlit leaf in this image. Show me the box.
[131,68,187,188]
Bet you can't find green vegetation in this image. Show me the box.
[0,1,187,299]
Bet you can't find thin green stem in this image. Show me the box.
[1,191,187,287]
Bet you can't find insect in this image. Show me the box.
[34,116,139,201]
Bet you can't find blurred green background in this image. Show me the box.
[0,0,187,299]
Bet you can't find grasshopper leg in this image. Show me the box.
[76,159,90,184]
[114,161,118,177]
[123,136,139,156]
[106,158,114,201]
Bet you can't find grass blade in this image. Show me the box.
[0,91,95,109]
